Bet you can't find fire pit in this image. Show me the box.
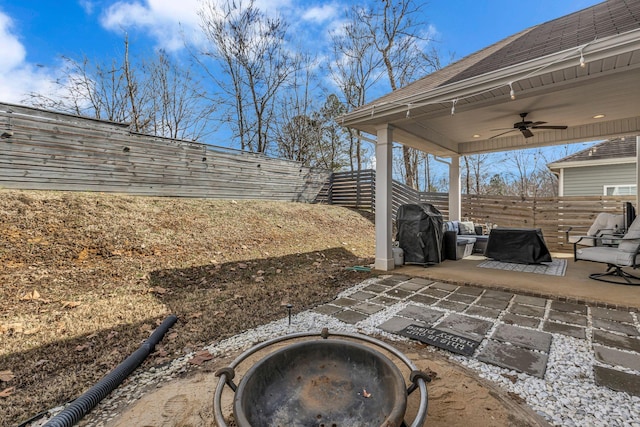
[213,329,430,427]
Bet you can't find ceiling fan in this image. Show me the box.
[490,112,568,139]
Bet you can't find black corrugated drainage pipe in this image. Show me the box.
[43,314,178,427]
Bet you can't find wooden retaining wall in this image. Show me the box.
[0,102,330,201]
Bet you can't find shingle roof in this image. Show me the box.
[551,135,638,164]
[443,0,640,85]
[360,0,640,108]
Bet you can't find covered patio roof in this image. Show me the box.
[339,0,640,271]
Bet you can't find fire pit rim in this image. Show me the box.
[213,330,429,427]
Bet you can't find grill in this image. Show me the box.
[214,330,430,427]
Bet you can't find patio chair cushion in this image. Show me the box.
[576,246,637,266]
[586,213,624,237]
[459,221,476,235]
[618,216,640,253]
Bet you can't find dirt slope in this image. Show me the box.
[0,190,376,426]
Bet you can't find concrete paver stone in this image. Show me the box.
[501,313,541,329]
[430,282,459,291]
[398,280,428,292]
[593,365,640,397]
[435,300,468,312]
[398,305,445,324]
[446,293,478,304]
[492,324,552,353]
[591,307,635,323]
[454,286,484,297]
[435,313,493,341]
[363,284,390,293]
[510,303,545,317]
[477,340,548,378]
[592,330,640,353]
[548,310,588,326]
[406,277,433,286]
[313,304,342,315]
[352,302,385,315]
[419,288,451,298]
[384,288,413,299]
[334,309,368,324]
[594,345,640,371]
[475,297,509,310]
[332,297,357,307]
[464,305,501,319]
[378,316,426,334]
[513,295,547,307]
[408,293,438,306]
[543,321,586,339]
[348,291,377,301]
[592,318,639,337]
[371,295,398,305]
[482,290,514,301]
[550,301,587,314]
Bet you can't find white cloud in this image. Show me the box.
[302,4,338,23]
[100,0,202,51]
[0,10,56,103]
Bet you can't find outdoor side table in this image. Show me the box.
[485,228,552,264]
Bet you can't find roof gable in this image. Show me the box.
[551,135,638,165]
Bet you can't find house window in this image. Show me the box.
[604,185,637,195]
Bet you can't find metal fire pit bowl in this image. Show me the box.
[213,329,430,427]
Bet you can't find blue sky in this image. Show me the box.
[0,0,602,105]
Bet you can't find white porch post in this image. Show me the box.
[636,136,640,208]
[375,125,394,271]
[449,155,461,220]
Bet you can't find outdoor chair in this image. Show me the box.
[566,202,636,252]
[574,214,640,285]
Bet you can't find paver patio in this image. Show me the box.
[315,275,640,397]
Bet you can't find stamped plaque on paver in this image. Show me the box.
[399,324,481,356]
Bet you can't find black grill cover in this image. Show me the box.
[396,203,443,265]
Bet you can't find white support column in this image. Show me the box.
[636,136,640,208]
[558,169,564,197]
[448,155,461,220]
[374,125,394,271]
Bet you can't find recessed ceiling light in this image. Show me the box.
[473,134,481,138]
[592,114,605,119]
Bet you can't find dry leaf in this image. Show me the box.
[0,387,15,398]
[189,350,213,365]
[149,287,167,294]
[0,370,15,382]
[75,344,89,352]
[20,290,41,301]
[107,331,118,340]
[237,263,248,269]
[62,301,81,309]
[254,276,264,282]
[188,312,202,319]
[76,248,89,261]
[166,332,178,341]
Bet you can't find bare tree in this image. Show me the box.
[26,37,212,140]
[145,50,215,140]
[329,6,382,171]
[338,0,440,186]
[198,0,295,153]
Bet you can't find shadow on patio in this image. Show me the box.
[393,252,640,310]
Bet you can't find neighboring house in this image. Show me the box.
[547,136,638,196]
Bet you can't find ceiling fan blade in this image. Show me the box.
[531,125,568,130]
[489,129,518,139]
[520,128,534,138]
[489,127,515,131]
[530,121,547,126]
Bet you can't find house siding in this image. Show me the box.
[563,163,636,195]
